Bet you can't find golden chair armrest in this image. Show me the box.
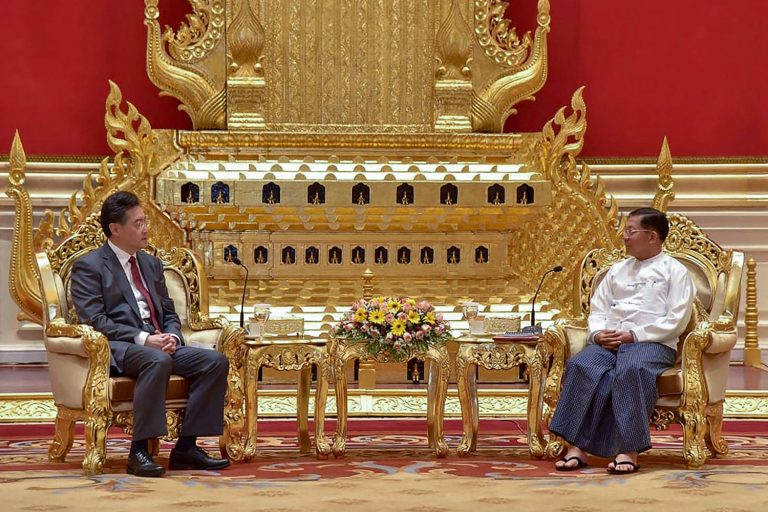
[189,314,228,331]
[703,312,737,355]
[46,321,110,363]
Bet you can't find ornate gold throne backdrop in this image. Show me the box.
[7,1,713,400]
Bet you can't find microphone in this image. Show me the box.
[527,265,564,334]
[231,256,249,329]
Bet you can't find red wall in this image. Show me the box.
[1,1,766,157]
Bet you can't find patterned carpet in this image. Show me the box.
[2,419,768,511]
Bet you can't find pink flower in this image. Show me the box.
[403,332,413,343]
[415,330,424,340]
[386,332,393,341]
[403,303,412,312]
[385,313,395,323]
[436,313,444,322]
[422,324,432,333]
[398,312,407,321]
[344,323,353,331]
[393,341,402,350]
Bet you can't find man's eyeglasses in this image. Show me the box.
[132,219,151,230]
[623,228,652,236]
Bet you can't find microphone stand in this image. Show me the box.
[232,257,249,329]
[527,265,564,334]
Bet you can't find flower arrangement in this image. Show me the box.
[333,296,452,360]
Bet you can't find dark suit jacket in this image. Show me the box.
[70,243,184,372]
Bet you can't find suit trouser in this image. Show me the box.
[119,341,229,441]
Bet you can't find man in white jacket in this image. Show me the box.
[549,207,696,474]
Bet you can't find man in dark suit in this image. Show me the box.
[70,191,230,477]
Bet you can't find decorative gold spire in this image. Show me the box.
[5,131,43,324]
[652,137,675,213]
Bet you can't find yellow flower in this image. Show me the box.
[425,311,436,325]
[369,310,386,324]
[405,298,417,306]
[407,310,421,324]
[391,319,406,336]
[354,308,367,322]
[387,299,401,312]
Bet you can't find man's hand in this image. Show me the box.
[145,332,177,355]
[594,330,634,351]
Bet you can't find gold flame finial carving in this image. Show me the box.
[144,0,226,129]
[652,136,675,213]
[509,87,623,318]
[471,0,551,132]
[5,131,43,323]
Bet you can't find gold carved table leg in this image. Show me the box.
[455,340,548,458]
[331,345,350,458]
[331,340,448,458]
[297,366,311,453]
[427,345,450,458]
[526,342,551,458]
[245,342,329,460]
[314,351,331,457]
[456,345,479,456]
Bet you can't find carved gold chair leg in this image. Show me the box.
[681,411,708,469]
[48,409,76,462]
[221,367,247,461]
[705,402,728,457]
[314,358,331,458]
[82,415,109,475]
[297,366,312,454]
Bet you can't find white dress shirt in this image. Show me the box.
[588,252,696,350]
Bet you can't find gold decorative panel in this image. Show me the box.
[263,0,435,131]
[144,0,548,132]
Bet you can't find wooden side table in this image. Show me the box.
[455,334,552,457]
[243,335,331,459]
[329,337,450,458]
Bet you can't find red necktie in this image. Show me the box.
[128,256,162,334]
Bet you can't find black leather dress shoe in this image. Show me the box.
[169,446,231,470]
[126,450,165,477]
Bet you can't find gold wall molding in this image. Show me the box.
[3,390,767,423]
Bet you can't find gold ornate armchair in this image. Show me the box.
[541,213,744,468]
[36,217,247,474]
